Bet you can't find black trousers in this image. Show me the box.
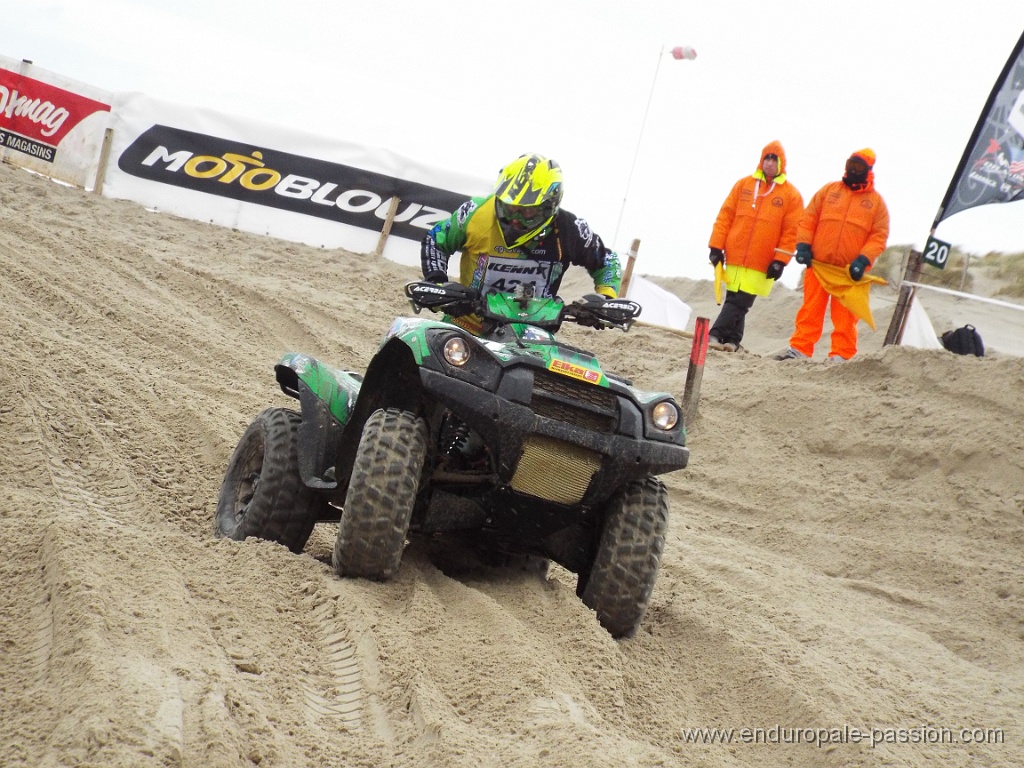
[710,290,757,345]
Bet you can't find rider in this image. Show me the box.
[421,154,622,333]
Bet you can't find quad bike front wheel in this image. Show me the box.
[579,477,669,639]
[333,407,428,580]
[215,407,322,553]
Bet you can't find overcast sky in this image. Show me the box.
[6,1,1024,283]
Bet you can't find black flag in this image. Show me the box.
[935,30,1024,225]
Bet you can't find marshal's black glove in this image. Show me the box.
[709,248,725,267]
[794,243,813,266]
[765,260,786,281]
[849,255,870,281]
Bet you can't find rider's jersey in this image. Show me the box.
[421,195,621,298]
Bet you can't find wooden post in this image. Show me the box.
[682,316,710,424]
[883,248,923,346]
[374,196,401,256]
[92,128,114,195]
[620,238,640,297]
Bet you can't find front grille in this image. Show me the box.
[532,371,618,433]
[510,435,601,504]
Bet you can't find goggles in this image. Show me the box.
[496,199,553,231]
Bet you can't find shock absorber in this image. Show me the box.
[442,414,471,456]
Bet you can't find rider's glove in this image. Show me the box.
[709,248,725,267]
[423,271,447,284]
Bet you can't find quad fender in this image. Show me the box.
[330,338,427,502]
[275,355,362,491]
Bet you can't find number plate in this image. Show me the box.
[922,236,951,269]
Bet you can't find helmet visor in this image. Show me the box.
[495,199,553,234]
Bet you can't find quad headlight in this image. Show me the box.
[651,400,680,431]
[443,335,471,366]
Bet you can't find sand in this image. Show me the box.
[1,158,1021,767]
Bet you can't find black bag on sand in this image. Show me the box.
[940,325,985,357]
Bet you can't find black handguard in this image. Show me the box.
[405,281,480,316]
[569,295,642,330]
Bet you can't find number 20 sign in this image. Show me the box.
[922,235,951,269]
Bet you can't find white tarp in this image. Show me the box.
[899,294,944,349]
[625,274,692,332]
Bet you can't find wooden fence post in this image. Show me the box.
[92,128,114,195]
[884,248,923,346]
[374,196,401,256]
[620,238,640,296]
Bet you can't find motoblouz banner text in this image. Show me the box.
[117,124,470,243]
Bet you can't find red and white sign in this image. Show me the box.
[0,56,112,187]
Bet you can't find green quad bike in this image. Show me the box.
[215,282,690,638]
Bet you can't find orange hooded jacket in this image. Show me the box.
[708,140,804,296]
[797,154,890,269]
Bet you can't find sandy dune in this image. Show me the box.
[1,159,1021,767]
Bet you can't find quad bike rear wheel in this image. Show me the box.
[333,407,428,580]
[579,477,669,639]
[215,408,322,553]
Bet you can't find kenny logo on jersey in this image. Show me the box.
[479,256,557,295]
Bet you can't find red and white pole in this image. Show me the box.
[682,316,710,424]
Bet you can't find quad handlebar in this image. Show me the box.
[404,281,641,332]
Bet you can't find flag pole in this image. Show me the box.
[612,44,696,249]
[612,46,666,248]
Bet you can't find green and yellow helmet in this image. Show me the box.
[493,154,563,248]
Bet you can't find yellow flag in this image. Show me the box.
[714,261,724,305]
[810,262,887,330]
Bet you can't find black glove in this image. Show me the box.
[849,255,870,281]
[423,271,448,284]
[794,243,813,266]
[765,260,786,281]
[709,248,725,267]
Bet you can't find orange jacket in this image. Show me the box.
[708,140,804,273]
[798,180,890,268]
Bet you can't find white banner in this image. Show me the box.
[102,92,491,266]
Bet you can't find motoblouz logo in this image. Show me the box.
[117,125,470,241]
[0,71,110,163]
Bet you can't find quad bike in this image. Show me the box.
[215,282,690,638]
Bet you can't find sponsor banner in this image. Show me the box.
[103,92,490,265]
[936,31,1024,223]
[0,55,112,187]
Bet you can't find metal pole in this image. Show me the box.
[612,46,665,247]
